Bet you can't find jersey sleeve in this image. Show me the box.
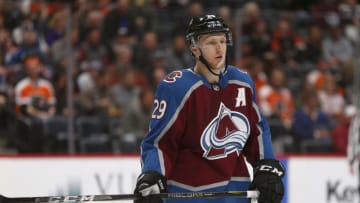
[140,72,189,177]
[242,72,275,165]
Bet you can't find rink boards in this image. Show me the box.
[0,155,357,203]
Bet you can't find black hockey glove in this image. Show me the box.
[134,170,167,203]
[250,159,285,203]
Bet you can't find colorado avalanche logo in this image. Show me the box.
[201,102,250,160]
[164,71,182,83]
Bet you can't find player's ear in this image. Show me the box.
[190,45,200,58]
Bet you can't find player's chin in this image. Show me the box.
[214,62,226,70]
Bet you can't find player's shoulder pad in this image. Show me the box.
[162,69,196,83]
[226,66,252,81]
[160,69,199,88]
[156,69,201,99]
[226,65,255,89]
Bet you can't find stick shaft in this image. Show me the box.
[0,191,259,203]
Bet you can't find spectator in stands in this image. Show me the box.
[79,27,109,63]
[112,45,133,70]
[101,0,136,46]
[76,60,113,117]
[120,88,155,152]
[322,25,353,65]
[302,24,324,64]
[339,0,360,45]
[14,55,56,119]
[292,89,333,152]
[49,27,80,66]
[76,60,99,94]
[44,9,65,46]
[270,18,306,64]
[131,1,158,41]
[94,0,113,16]
[173,0,204,34]
[322,25,354,86]
[110,44,134,83]
[109,68,140,117]
[258,68,295,131]
[14,55,56,152]
[306,57,336,91]
[164,32,193,71]
[151,50,168,89]
[282,59,306,96]
[133,31,162,83]
[241,1,262,38]
[110,44,147,87]
[11,16,36,46]
[269,18,308,93]
[331,105,357,154]
[247,19,272,60]
[310,0,340,28]
[111,26,137,51]
[79,9,105,42]
[7,27,48,82]
[339,0,360,25]
[318,74,346,123]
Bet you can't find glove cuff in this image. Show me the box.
[253,159,285,178]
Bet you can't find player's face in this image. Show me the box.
[198,33,227,70]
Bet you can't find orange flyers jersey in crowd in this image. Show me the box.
[253,73,267,93]
[307,71,345,96]
[14,78,56,112]
[258,85,294,122]
[270,31,305,52]
[307,70,326,91]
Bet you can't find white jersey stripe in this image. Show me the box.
[155,81,204,175]
[167,176,251,191]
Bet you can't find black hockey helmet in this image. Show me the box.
[185,14,232,46]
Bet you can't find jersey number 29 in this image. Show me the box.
[152,99,167,119]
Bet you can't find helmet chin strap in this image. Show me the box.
[198,48,227,80]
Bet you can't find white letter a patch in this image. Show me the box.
[235,88,246,107]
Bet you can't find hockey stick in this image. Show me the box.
[0,190,259,203]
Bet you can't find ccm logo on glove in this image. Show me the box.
[257,164,284,177]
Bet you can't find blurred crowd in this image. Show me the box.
[0,0,358,154]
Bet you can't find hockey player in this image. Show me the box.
[134,14,285,203]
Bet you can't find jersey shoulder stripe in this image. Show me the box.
[226,66,254,86]
[157,69,202,101]
[226,66,257,98]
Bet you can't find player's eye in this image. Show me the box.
[205,38,227,45]
[206,41,218,46]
